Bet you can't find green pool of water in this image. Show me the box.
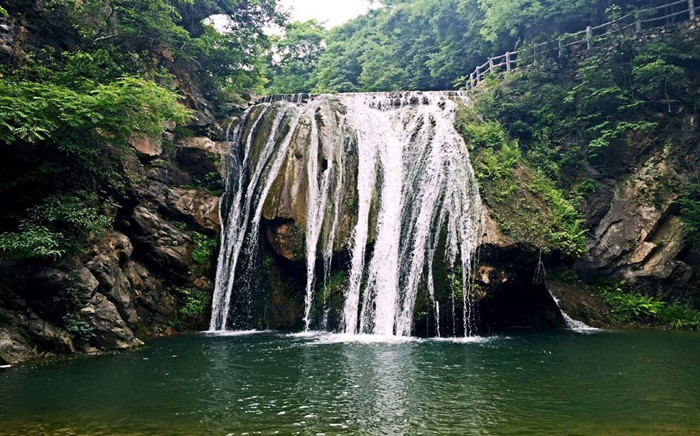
[0,330,698,435]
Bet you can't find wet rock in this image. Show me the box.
[262,116,312,228]
[265,221,304,262]
[86,232,139,330]
[0,16,27,63]
[192,276,214,291]
[123,260,175,334]
[259,101,359,260]
[0,308,75,364]
[129,133,163,157]
[576,146,692,291]
[547,280,610,328]
[129,204,194,277]
[23,310,76,353]
[29,263,100,323]
[0,327,34,365]
[145,161,192,186]
[179,137,226,154]
[34,263,99,297]
[80,293,143,350]
[176,147,224,180]
[166,187,220,231]
[481,212,515,249]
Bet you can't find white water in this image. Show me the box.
[211,92,484,336]
[547,290,599,332]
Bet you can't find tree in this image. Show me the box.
[265,20,326,94]
[308,0,498,92]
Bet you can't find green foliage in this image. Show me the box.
[601,285,700,329]
[54,275,95,344]
[169,285,212,330]
[461,119,509,150]
[3,0,283,100]
[461,107,586,257]
[0,76,188,260]
[184,172,224,196]
[310,0,495,92]
[192,232,217,266]
[173,126,196,140]
[587,120,657,157]
[32,192,114,236]
[0,78,189,147]
[0,5,7,16]
[575,179,599,197]
[0,0,281,267]
[0,224,65,260]
[478,0,592,41]
[602,287,667,322]
[319,270,348,305]
[474,144,521,182]
[527,170,587,256]
[16,47,166,90]
[469,35,699,263]
[479,38,698,171]
[632,41,693,112]
[567,50,659,157]
[63,313,96,345]
[270,0,674,93]
[657,304,700,330]
[0,192,114,260]
[172,287,212,325]
[475,71,579,177]
[265,20,326,94]
[679,184,700,245]
[477,0,662,43]
[446,267,464,300]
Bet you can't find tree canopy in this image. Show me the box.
[264,0,672,94]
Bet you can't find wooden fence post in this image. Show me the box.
[469,72,475,88]
[488,57,494,74]
[506,51,512,72]
[635,18,642,34]
[475,65,480,85]
[586,26,593,49]
[690,0,696,21]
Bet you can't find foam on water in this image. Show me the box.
[201,330,272,337]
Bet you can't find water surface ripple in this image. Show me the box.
[0,330,698,435]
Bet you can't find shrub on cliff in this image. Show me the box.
[679,184,700,245]
[0,78,189,260]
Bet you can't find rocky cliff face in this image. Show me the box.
[0,8,238,364]
[574,118,700,303]
[0,125,228,365]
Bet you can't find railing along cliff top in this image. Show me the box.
[465,0,699,89]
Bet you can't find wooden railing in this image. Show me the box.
[464,0,698,89]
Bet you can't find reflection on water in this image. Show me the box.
[0,330,699,435]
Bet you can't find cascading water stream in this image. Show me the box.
[211,92,484,336]
[534,252,598,332]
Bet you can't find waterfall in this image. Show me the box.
[210,92,484,336]
[546,289,599,332]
